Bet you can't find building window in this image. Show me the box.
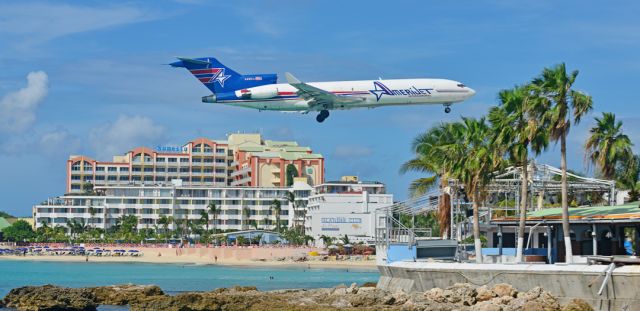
[119,176,129,181]
[108,167,117,172]
[156,167,165,172]
[204,177,213,182]
[132,176,141,181]
[96,166,105,172]
[168,158,177,163]
[215,158,225,163]
[180,158,189,163]
[215,178,226,183]
[71,175,81,181]
[144,167,153,172]
[95,175,105,180]
[71,185,81,190]
[120,167,129,172]
[168,168,177,172]
[132,167,141,172]
[157,157,166,162]
[215,168,226,173]
[180,167,189,173]
[216,148,225,154]
[108,176,117,181]
[156,176,165,181]
[193,168,202,173]
[144,176,153,181]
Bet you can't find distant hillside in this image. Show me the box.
[0,211,15,219]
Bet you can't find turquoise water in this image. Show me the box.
[0,260,379,298]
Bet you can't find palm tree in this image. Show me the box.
[242,206,250,230]
[207,202,219,234]
[285,191,299,233]
[319,234,333,248]
[489,85,548,262]
[88,206,96,229]
[400,123,463,238]
[270,199,282,232]
[340,234,351,245]
[158,215,170,242]
[531,63,593,263]
[617,153,640,202]
[199,210,210,233]
[585,112,633,180]
[445,117,502,263]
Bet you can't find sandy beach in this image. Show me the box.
[0,246,377,269]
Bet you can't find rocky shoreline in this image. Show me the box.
[1,283,593,311]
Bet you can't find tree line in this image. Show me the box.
[402,63,636,263]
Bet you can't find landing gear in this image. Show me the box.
[316,110,330,123]
[444,104,452,113]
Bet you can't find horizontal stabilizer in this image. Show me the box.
[177,57,210,65]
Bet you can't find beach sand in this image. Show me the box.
[0,247,377,269]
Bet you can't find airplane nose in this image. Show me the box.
[467,87,476,97]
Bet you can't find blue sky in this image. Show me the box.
[1,1,639,216]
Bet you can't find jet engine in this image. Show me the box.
[235,88,278,100]
[201,94,217,103]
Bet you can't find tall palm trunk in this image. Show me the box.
[438,176,451,239]
[515,158,528,262]
[472,196,482,264]
[560,133,573,263]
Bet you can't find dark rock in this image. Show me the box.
[2,285,97,311]
[89,284,164,305]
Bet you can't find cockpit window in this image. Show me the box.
[457,83,466,88]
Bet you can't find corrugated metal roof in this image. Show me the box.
[494,204,640,222]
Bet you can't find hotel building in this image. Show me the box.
[35,179,313,231]
[66,133,324,193]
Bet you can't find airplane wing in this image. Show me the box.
[285,72,364,110]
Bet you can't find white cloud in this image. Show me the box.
[89,115,166,160]
[0,71,48,133]
[39,127,82,158]
[0,3,159,48]
[333,145,374,158]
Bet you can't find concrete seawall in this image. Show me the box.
[377,262,640,310]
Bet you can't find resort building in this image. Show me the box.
[65,133,324,193]
[34,179,313,232]
[305,176,393,246]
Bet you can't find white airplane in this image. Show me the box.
[170,57,475,123]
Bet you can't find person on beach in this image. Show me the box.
[214,255,218,263]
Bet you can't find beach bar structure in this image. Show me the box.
[488,204,640,263]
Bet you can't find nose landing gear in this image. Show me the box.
[316,110,330,123]
[444,104,452,113]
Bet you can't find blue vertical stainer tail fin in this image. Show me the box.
[170,57,277,94]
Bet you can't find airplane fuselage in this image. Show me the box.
[207,78,475,112]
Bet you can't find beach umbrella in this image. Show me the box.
[43,246,50,248]
[344,244,353,248]
[327,245,339,249]
[128,250,138,252]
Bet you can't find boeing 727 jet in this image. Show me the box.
[170,57,475,123]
